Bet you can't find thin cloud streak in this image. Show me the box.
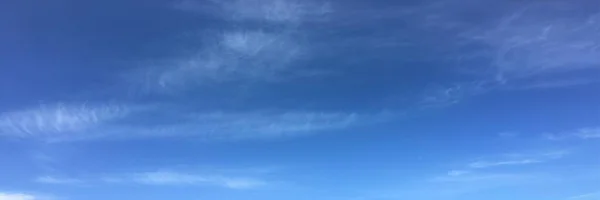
[569,191,600,200]
[545,127,600,140]
[97,111,371,141]
[175,0,331,23]
[130,171,265,189]
[468,159,542,169]
[467,150,569,169]
[150,30,304,92]
[0,193,37,200]
[0,106,375,141]
[409,1,600,106]
[0,103,127,139]
[35,176,83,185]
[136,0,332,93]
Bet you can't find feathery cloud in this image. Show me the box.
[468,159,542,169]
[467,150,568,169]
[99,111,367,141]
[136,0,333,93]
[115,171,265,189]
[151,30,304,91]
[175,0,331,23]
[432,172,530,183]
[419,81,496,107]
[0,103,127,139]
[484,8,600,79]
[0,193,37,200]
[408,1,600,106]
[545,127,600,140]
[574,128,600,139]
[35,176,83,185]
[0,102,374,141]
[569,191,600,200]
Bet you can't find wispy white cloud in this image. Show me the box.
[31,170,267,190]
[410,1,600,106]
[35,176,82,185]
[114,171,265,189]
[569,191,600,200]
[484,8,600,80]
[498,131,519,138]
[134,0,334,93]
[373,171,545,200]
[468,159,542,169]
[513,78,598,90]
[574,128,600,139]
[447,170,470,177]
[100,111,370,141]
[149,30,304,91]
[0,102,376,141]
[545,127,600,140]
[0,193,37,200]
[432,172,531,183]
[175,0,331,23]
[419,81,496,107]
[467,150,569,169]
[0,103,127,139]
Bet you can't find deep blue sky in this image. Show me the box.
[1,0,600,200]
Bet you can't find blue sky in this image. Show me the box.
[1,0,600,199]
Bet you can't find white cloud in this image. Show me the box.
[0,193,37,200]
[102,111,366,140]
[409,1,600,100]
[467,150,568,169]
[569,191,600,200]
[419,81,495,107]
[176,0,331,23]
[141,29,305,92]
[513,79,598,90]
[498,131,519,138]
[468,159,542,169]
[545,127,600,140]
[574,128,600,139]
[138,0,334,93]
[485,8,600,79]
[0,103,127,139]
[35,176,82,184]
[432,172,530,183]
[447,170,470,177]
[187,112,361,139]
[0,103,374,141]
[418,1,600,82]
[124,171,265,189]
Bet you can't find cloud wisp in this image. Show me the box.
[484,8,600,80]
[176,0,331,24]
[569,191,600,200]
[150,30,305,92]
[407,0,600,106]
[0,103,127,140]
[35,171,267,190]
[0,102,374,142]
[129,171,265,189]
[466,150,569,169]
[34,176,83,185]
[468,159,542,169]
[135,0,332,93]
[422,1,600,81]
[99,111,369,141]
[0,193,39,200]
[545,127,600,140]
[433,150,570,187]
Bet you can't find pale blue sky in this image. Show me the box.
[1,0,600,200]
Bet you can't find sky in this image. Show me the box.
[1,0,600,199]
